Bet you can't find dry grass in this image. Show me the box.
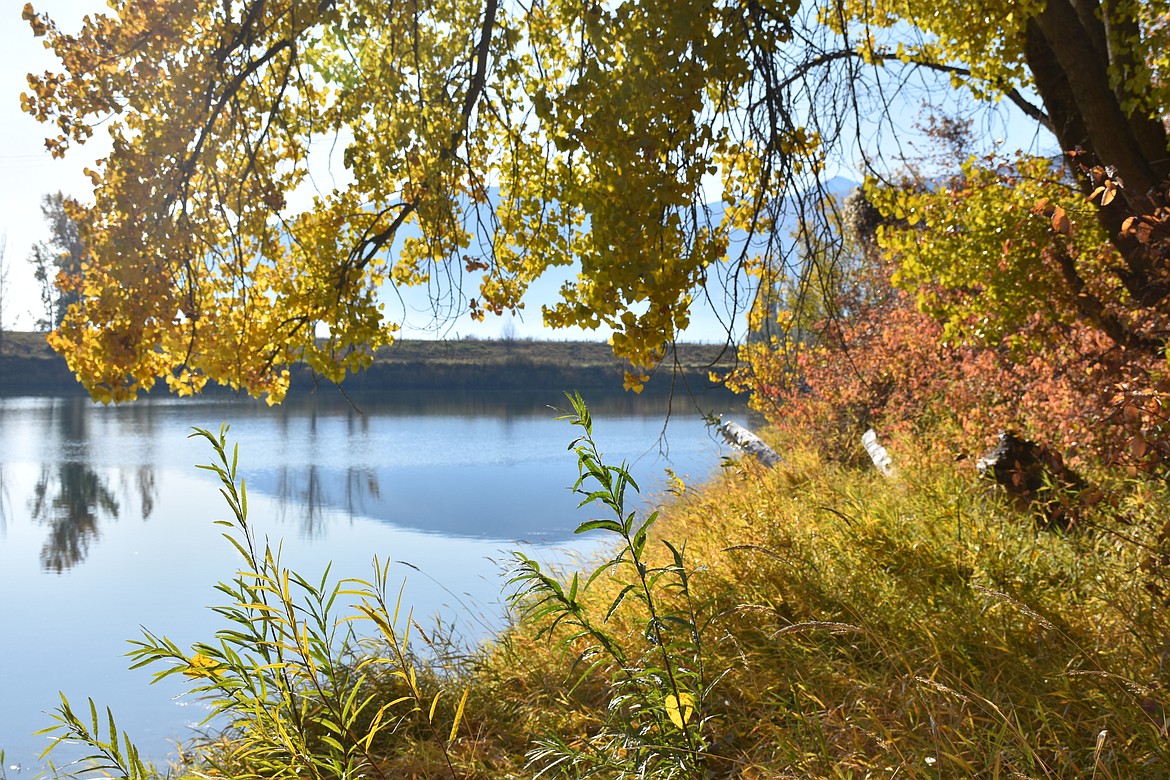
[455,429,1170,778]
[0,330,56,359]
[136,425,1168,779]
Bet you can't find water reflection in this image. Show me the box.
[29,462,119,572]
[23,464,163,572]
[280,386,731,423]
[1,388,741,566]
[269,397,364,535]
[136,465,157,519]
[0,389,744,770]
[269,465,382,536]
[0,465,12,535]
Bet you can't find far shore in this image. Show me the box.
[0,331,738,398]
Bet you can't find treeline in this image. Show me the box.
[0,333,736,397]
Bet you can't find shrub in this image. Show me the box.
[38,426,469,780]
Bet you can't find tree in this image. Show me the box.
[20,0,1170,402]
[29,191,85,332]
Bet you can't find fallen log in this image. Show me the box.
[975,431,1090,531]
[718,420,783,469]
[862,428,895,477]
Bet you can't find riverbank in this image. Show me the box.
[0,331,736,396]
[50,420,1163,779]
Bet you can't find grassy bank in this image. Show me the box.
[334,339,733,394]
[40,405,1169,779]
[0,331,76,392]
[436,426,1168,778]
[0,332,734,395]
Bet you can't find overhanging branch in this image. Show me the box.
[350,0,500,273]
[776,46,1052,133]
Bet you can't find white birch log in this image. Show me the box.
[862,428,895,477]
[718,420,783,469]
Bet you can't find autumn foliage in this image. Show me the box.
[728,162,1170,472]
[21,0,1168,405]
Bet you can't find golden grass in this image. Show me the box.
[455,429,1170,778]
[157,426,1168,779]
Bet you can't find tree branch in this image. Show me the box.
[350,0,499,272]
[774,47,1052,132]
[1048,240,1162,353]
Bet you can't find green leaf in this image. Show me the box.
[575,518,625,534]
[605,584,638,621]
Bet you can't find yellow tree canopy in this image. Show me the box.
[21,0,1170,401]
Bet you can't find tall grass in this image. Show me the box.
[507,392,714,777]
[476,426,1170,777]
[38,426,470,780]
[34,404,1170,778]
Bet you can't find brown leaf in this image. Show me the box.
[1051,205,1071,234]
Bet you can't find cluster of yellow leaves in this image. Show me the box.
[830,0,1045,97]
[23,0,821,401]
[868,155,1118,350]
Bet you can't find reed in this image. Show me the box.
[507,392,714,777]
[38,426,469,780]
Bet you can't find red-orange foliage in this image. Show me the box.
[728,231,1170,473]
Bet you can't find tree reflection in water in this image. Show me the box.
[273,465,382,536]
[136,464,156,520]
[0,465,11,536]
[17,396,164,572]
[30,463,120,573]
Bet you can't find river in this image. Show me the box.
[0,388,745,773]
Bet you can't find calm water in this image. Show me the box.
[0,389,743,772]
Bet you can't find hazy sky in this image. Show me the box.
[2,0,100,331]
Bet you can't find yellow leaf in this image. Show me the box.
[184,652,222,678]
[623,370,647,394]
[449,687,470,742]
[665,691,695,728]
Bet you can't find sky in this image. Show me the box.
[2,0,102,332]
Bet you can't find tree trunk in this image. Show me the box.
[1024,0,1170,308]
